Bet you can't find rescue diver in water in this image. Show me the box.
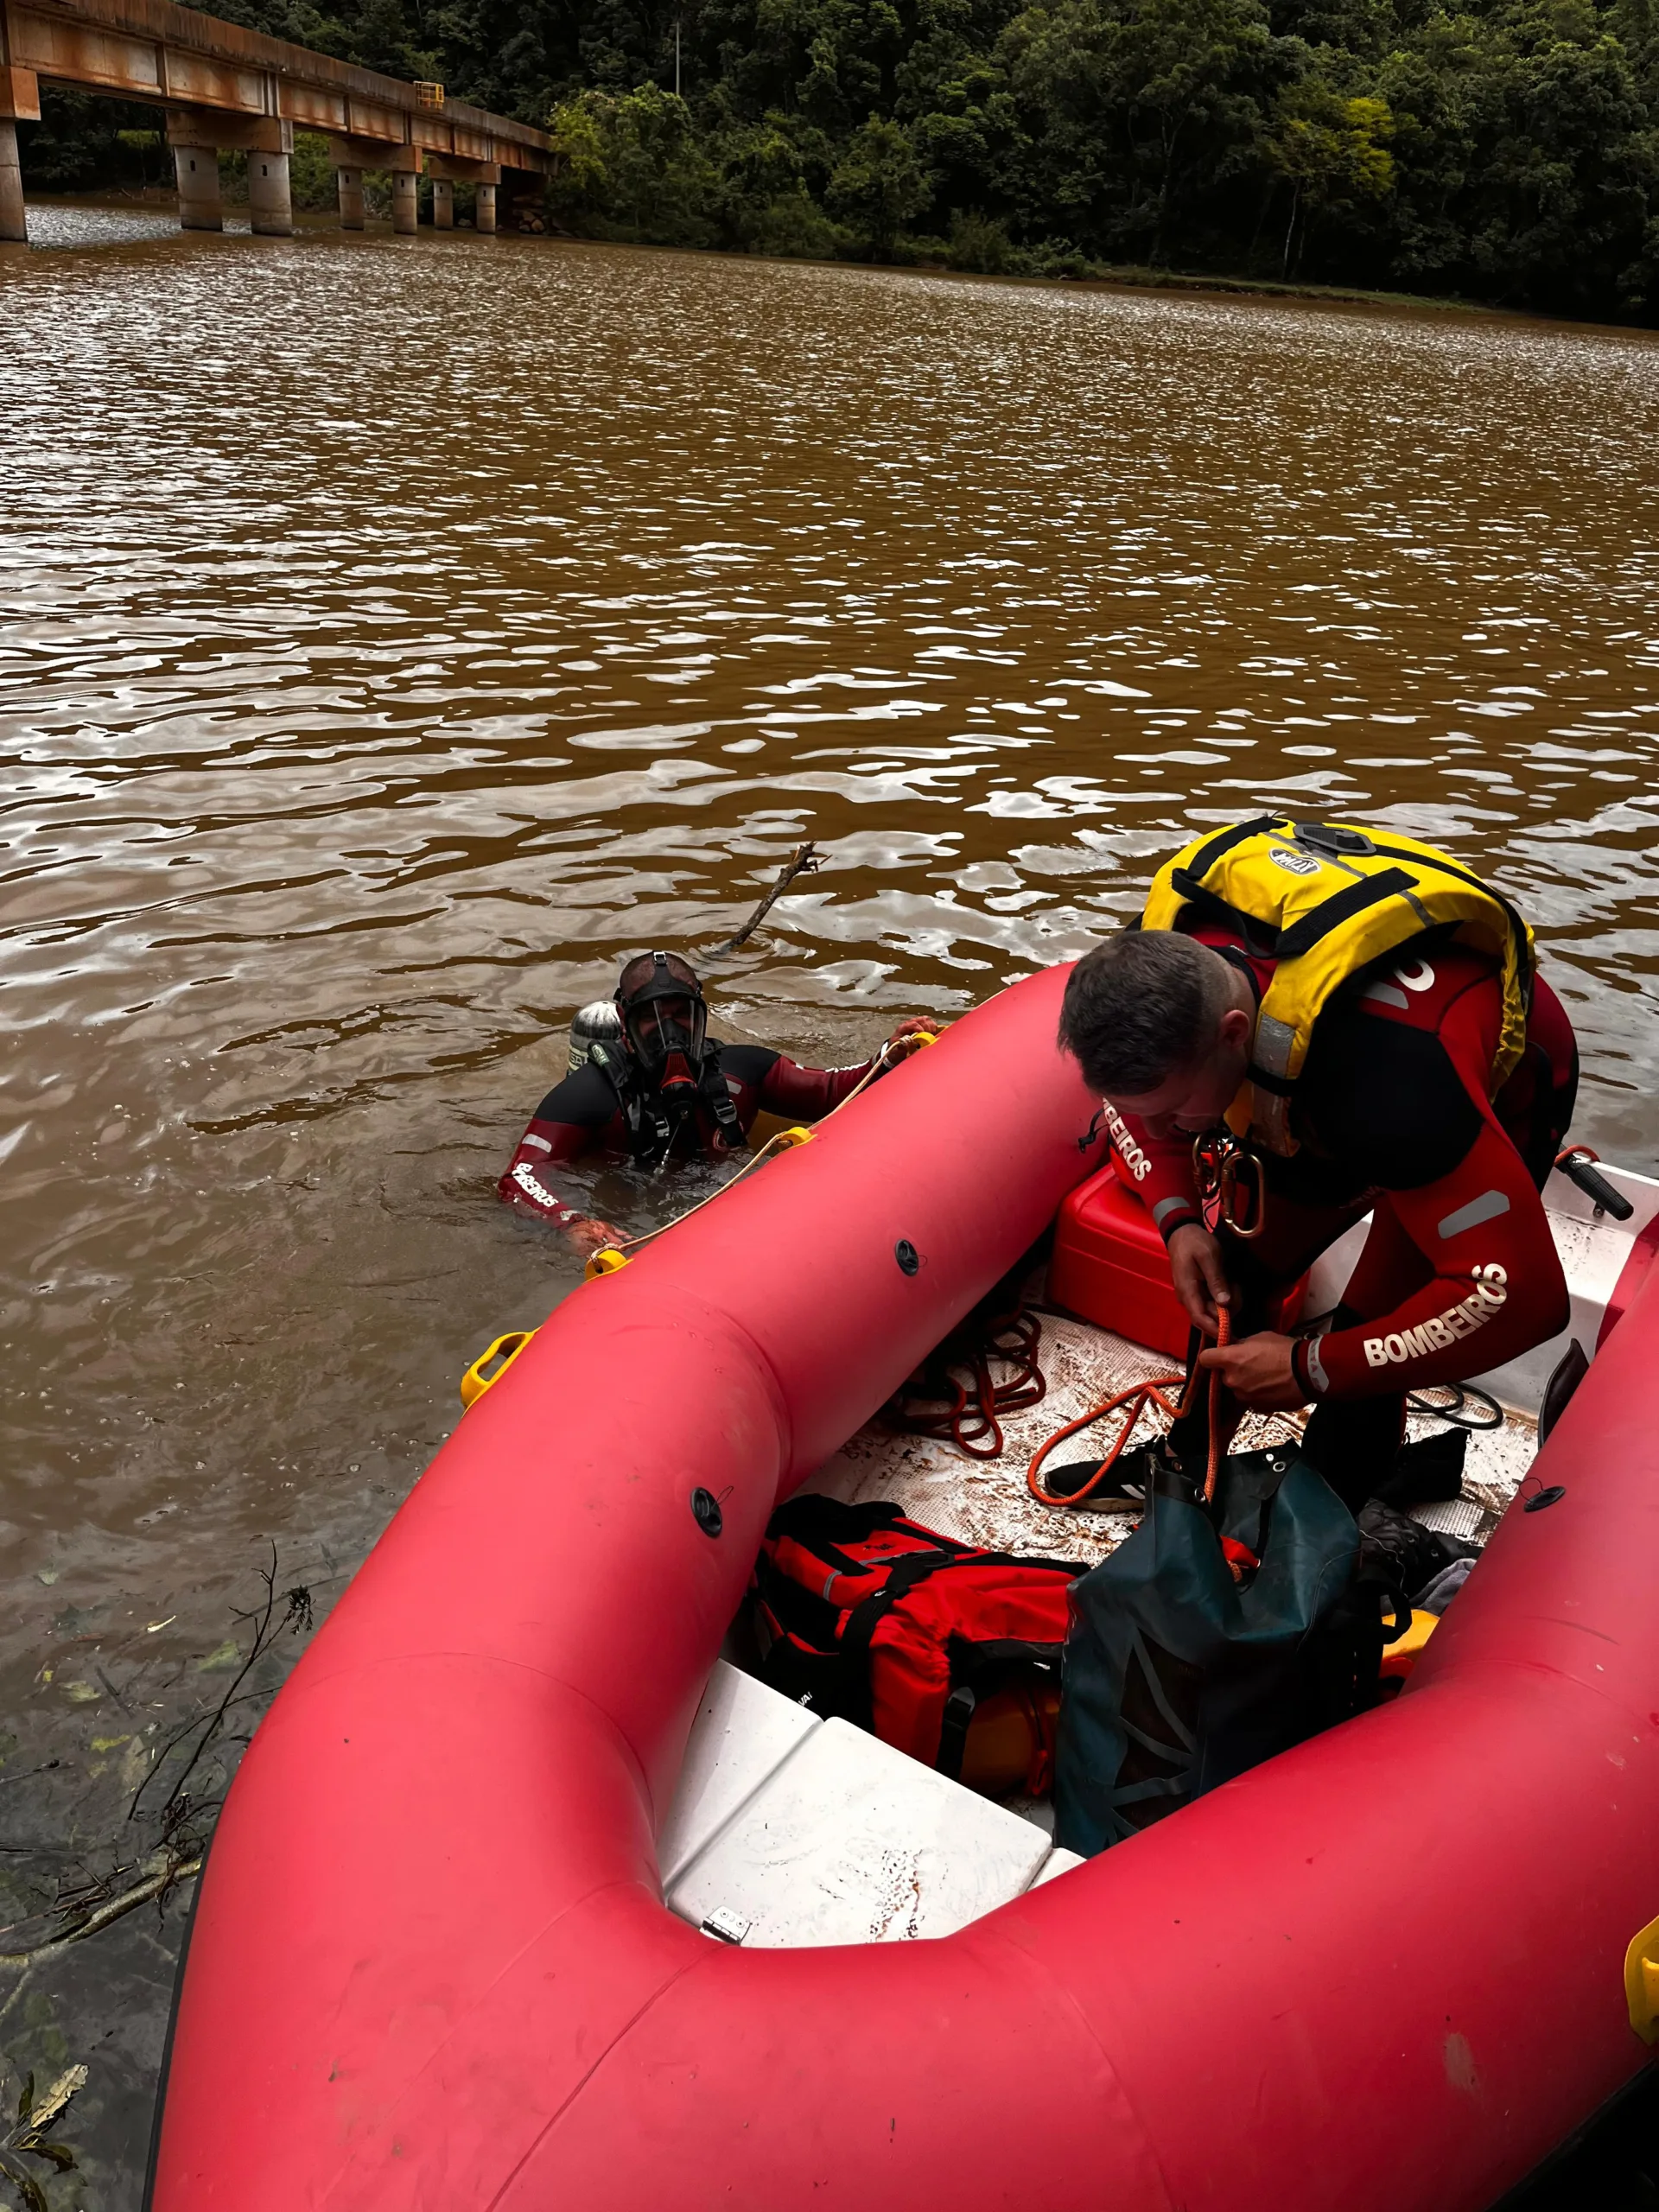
[1057,815,1579,1510]
[499,950,933,1255]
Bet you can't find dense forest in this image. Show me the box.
[20,0,1659,319]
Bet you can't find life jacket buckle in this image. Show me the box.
[1192,1131,1266,1240]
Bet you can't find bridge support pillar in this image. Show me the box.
[432,177,453,229]
[249,149,292,236]
[474,181,496,233]
[0,120,24,244]
[391,168,417,234]
[336,164,365,229]
[174,143,222,232]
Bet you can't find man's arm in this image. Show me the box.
[1205,978,1570,1407]
[757,1052,873,1117]
[1297,1116,1566,1399]
[1104,1105,1239,1328]
[750,1019,939,1120]
[497,1077,622,1254]
[1104,1103,1203,1239]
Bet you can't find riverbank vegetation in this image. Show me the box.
[22,0,1659,321]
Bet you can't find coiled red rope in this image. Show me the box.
[889,1306,1047,1460]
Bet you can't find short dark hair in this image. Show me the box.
[1058,931,1221,1096]
[617,950,700,999]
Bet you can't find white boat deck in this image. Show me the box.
[658,1157,1658,1950]
[805,1306,1538,1566]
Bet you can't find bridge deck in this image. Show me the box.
[1,0,552,175]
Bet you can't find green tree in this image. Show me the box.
[548,90,613,221]
[825,112,932,248]
[1265,85,1395,270]
[1001,0,1292,259]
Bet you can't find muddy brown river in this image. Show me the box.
[2,216,1657,2202]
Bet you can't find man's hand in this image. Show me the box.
[562,1215,625,1259]
[1198,1329,1305,1410]
[886,1014,944,1054]
[1166,1222,1233,1335]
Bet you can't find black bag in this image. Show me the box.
[1054,1446,1389,1857]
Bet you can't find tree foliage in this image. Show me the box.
[20,0,1659,315]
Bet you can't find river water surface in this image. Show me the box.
[2,222,1657,2201]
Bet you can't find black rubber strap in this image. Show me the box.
[1169,872,1280,948]
[936,1685,976,1781]
[1179,815,1281,882]
[1244,1062,1295,1097]
[766,1497,918,1577]
[1274,868,1417,960]
[836,1555,957,1730]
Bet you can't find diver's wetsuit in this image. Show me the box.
[1116,925,1579,1501]
[498,1045,873,1230]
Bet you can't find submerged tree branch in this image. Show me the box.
[0,1855,201,1973]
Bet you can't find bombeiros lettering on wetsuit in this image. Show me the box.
[1101,1103,1154,1184]
[1362,1263,1510,1369]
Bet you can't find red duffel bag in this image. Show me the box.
[753,1496,1084,1794]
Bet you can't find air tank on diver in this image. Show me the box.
[568,1001,623,1072]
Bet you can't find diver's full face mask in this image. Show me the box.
[617,956,709,1097]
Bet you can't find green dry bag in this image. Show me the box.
[1054,1447,1372,1858]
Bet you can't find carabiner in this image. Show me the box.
[1192,1131,1267,1240]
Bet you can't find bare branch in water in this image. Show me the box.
[0,1546,309,1980]
[130,1545,307,1834]
[708,842,822,957]
[0,1858,200,1973]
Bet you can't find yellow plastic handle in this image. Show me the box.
[775,1126,814,1148]
[459,1329,537,1410]
[1378,1609,1440,1681]
[1626,1913,1659,2044]
[583,1247,631,1281]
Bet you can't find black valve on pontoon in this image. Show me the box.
[1556,1148,1633,1221]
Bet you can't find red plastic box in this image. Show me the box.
[1048,1160,1190,1358]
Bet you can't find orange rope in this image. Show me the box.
[1202,1305,1231,1504]
[1027,1308,1233,1510]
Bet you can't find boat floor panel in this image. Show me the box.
[807,1307,1538,1561]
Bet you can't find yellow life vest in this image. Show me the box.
[1141,815,1535,1157]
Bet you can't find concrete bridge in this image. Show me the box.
[0,0,555,242]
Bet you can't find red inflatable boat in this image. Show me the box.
[150,966,1659,2211]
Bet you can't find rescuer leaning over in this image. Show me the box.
[1057,816,1579,1510]
[499,950,932,1255]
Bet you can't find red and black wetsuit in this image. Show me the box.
[497,1044,874,1230]
[1118,925,1579,1498]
